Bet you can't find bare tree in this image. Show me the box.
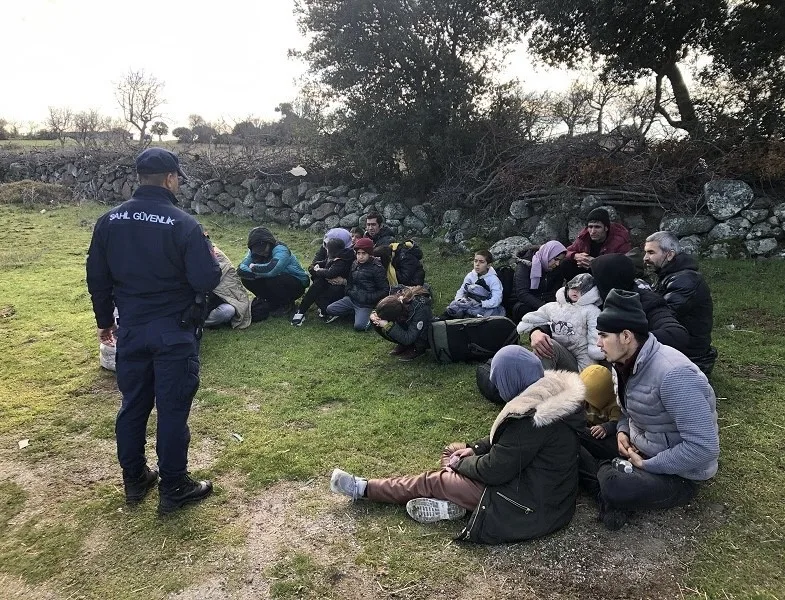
[613,82,658,140]
[585,77,623,134]
[552,81,594,137]
[73,109,105,147]
[47,106,74,147]
[115,69,165,148]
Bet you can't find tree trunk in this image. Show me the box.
[659,61,704,138]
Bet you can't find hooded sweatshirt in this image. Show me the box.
[238,227,309,287]
[455,266,504,310]
[517,285,604,371]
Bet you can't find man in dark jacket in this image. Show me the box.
[529,253,690,364]
[86,148,221,514]
[563,208,632,278]
[644,231,717,375]
[364,211,396,247]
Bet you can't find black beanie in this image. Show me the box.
[597,289,649,334]
[247,227,277,255]
[591,254,636,300]
[587,208,611,228]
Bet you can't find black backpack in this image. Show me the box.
[428,316,520,364]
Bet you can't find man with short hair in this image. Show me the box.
[87,148,221,515]
[644,231,717,374]
[364,211,395,247]
[564,208,632,276]
[585,289,719,530]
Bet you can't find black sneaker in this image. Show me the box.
[123,465,159,505]
[158,475,213,515]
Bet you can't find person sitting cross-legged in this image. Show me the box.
[580,289,720,531]
[330,345,586,544]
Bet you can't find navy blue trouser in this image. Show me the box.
[115,317,200,490]
[579,439,699,511]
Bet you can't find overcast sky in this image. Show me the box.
[1,0,572,131]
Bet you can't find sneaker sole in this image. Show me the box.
[406,498,466,523]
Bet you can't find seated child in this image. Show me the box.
[578,364,620,459]
[350,227,364,245]
[516,273,603,371]
[444,250,504,318]
[291,230,356,326]
[204,245,252,329]
[370,286,433,361]
[324,237,389,331]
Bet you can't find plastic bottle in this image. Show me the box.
[611,457,633,474]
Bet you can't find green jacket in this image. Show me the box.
[455,370,585,544]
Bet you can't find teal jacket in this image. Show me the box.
[237,243,309,287]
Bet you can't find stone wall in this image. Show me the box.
[3,152,784,259]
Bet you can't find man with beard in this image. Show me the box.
[643,231,717,375]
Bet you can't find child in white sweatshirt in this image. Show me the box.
[517,273,604,370]
[444,250,505,318]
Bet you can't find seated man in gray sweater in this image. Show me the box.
[583,288,720,530]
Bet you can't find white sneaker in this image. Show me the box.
[290,312,305,326]
[330,468,366,500]
[406,498,466,523]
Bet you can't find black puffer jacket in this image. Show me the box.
[347,258,389,307]
[455,370,585,544]
[309,247,356,280]
[391,241,425,286]
[591,254,690,355]
[653,253,716,373]
[512,248,565,318]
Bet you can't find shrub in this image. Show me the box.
[0,180,73,207]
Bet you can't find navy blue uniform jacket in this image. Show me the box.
[86,185,221,329]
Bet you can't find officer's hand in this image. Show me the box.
[97,326,116,345]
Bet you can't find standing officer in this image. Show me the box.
[86,148,221,515]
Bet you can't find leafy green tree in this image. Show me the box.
[697,1,785,140]
[171,127,194,143]
[150,121,169,142]
[515,0,727,137]
[294,0,521,187]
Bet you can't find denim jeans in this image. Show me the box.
[325,296,373,330]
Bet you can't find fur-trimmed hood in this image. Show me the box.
[489,370,585,440]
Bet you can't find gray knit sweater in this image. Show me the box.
[614,334,719,481]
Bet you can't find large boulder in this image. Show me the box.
[741,208,769,224]
[383,201,409,222]
[509,199,534,220]
[708,216,752,241]
[329,184,350,196]
[745,238,778,256]
[678,235,702,256]
[358,191,380,207]
[746,221,783,241]
[580,195,604,217]
[411,203,434,224]
[442,209,462,227]
[266,207,293,225]
[312,202,337,220]
[299,214,316,228]
[403,215,426,233]
[490,236,533,261]
[659,214,716,236]
[529,214,567,245]
[623,213,647,230]
[704,180,754,220]
[773,202,785,222]
[281,186,298,207]
[340,213,361,228]
[324,215,341,229]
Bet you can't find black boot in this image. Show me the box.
[123,465,159,505]
[158,475,213,515]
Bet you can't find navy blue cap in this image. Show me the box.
[135,148,187,179]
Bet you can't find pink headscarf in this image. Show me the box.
[530,240,567,288]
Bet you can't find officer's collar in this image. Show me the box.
[134,185,179,205]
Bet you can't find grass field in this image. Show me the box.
[0,199,783,599]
